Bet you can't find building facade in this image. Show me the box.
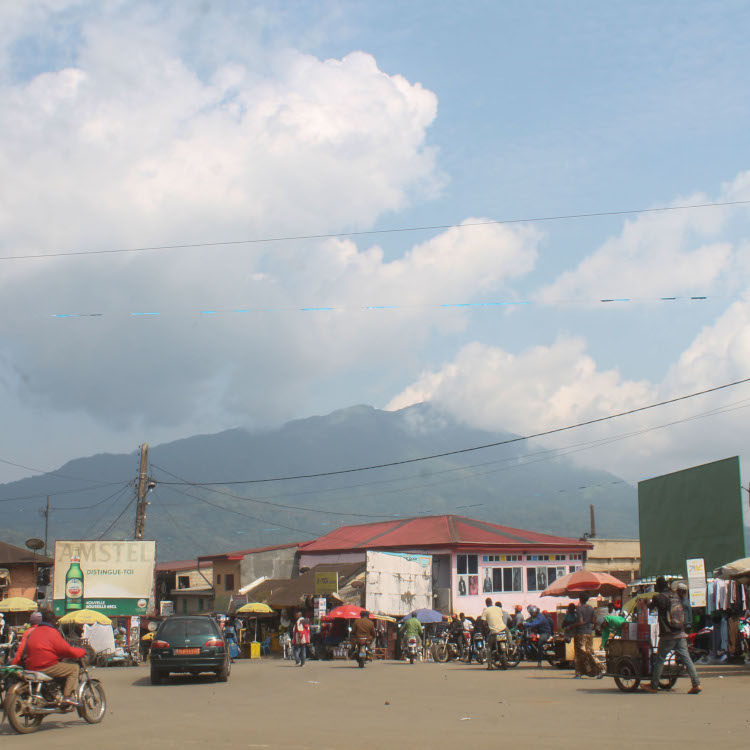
[298,515,593,614]
[0,541,53,608]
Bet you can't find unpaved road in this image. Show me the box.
[2,659,749,749]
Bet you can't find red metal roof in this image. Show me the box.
[298,515,592,554]
[198,542,300,563]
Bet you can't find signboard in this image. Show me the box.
[639,457,745,576]
[365,550,432,616]
[160,601,174,616]
[686,557,707,608]
[314,572,339,595]
[53,540,157,616]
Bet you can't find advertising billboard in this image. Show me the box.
[638,456,745,577]
[53,540,157,616]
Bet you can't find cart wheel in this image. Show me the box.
[613,657,641,692]
[658,651,680,690]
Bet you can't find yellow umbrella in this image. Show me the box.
[236,602,274,614]
[622,591,657,614]
[57,609,112,625]
[0,597,38,612]
[371,614,397,623]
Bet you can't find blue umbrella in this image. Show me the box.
[400,608,444,624]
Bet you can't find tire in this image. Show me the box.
[613,658,641,692]
[216,659,230,682]
[409,653,415,665]
[658,651,680,690]
[357,656,365,668]
[475,646,486,665]
[499,648,509,670]
[78,680,106,724]
[506,644,522,668]
[4,683,44,734]
[432,643,449,663]
[150,667,164,685]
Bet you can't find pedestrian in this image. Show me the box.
[291,611,310,666]
[599,611,627,647]
[572,595,605,679]
[675,583,693,632]
[641,577,702,694]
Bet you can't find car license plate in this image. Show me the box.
[175,648,200,655]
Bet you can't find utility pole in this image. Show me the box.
[589,504,596,539]
[134,443,150,540]
[44,496,50,555]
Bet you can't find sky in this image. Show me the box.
[1,0,750,496]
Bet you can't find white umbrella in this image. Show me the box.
[714,556,750,584]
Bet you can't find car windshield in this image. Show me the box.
[158,618,217,640]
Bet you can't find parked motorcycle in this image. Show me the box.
[430,631,460,663]
[2,658,106,734]
[460,630,486,664]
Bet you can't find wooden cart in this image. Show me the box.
[604,638,685,691]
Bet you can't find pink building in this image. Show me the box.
[298,515,593,615]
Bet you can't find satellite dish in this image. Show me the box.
[25,538,45,551]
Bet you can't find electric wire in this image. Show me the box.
[150,489,209,555]
[0,453,130,485]
[3,198,748,261]
[52,481,135,511]
[81,483,134,539]
[95,491,138,540]
[155,376,750,486]
[0,480,135,505]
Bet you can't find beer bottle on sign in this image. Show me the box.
[65,548,84,611]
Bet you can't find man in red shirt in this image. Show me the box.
[12,612,88,704]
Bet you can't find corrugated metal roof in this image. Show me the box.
[198,542,300,562]
[298,514,592,553]
[0,541,53,566]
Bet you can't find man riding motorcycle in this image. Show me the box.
[350,610,377,659]
[480,598,513,667]
[12,612,87,706]
[524,605,553,668]
[400,612,423,649]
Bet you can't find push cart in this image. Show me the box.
[604,638,685,692]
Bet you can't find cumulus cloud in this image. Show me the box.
[536,171,750,304]
[0,2,542,479]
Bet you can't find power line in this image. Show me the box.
[156,376,750,486]
[97,495,138,540]
[3,198,749,261]
[0,453,129,485]
[52,482,135,511]
[0,481,133,505]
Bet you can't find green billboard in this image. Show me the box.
[638,456,745,577]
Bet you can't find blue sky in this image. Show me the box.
[1,0,750,488]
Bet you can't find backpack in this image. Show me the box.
[665,592,685,630]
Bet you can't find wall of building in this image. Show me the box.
[174,567,213,590]
[174,592,214,615]
[299,552,366,568]
[5,564,38,601]
[586,539,641,581]
[451,549,585,616]
[240,548,298,588]
[212,560,242,610]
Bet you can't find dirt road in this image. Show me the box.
[2,659,749,749]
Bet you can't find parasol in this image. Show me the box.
[622,591,657,614]
[399,608,444,624]
[57,609,113,625]
[541,569,626,598]
[327,605,365,619]
[714,556,750,584]
[236,602,274,614]
[0,597,38,612]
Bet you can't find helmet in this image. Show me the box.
[514,604,522,612]
[527,605,539,618]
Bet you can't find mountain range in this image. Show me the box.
[0,403,638,560]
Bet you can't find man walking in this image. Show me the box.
[291,611,310,666]
[573,595,605,679]
[641,577,702,694]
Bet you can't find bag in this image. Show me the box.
[665,592,686,630]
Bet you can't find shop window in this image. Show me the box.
[216,574,222,584]
[482,567,522,593]
[482,554,520,563]
[456,554,478,597]
[526,566,567,591]
[224,574,235,591]
[177,575,190,589]
[569,565,581,574]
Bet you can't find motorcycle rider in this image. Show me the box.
[480,597,513,668]
[400,611,424,656]
[350,610,377,659]
[524,605,553,668]
[12,611,87,706]
[449,614,465,654]
[512,604,524,630]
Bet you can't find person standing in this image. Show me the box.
[291,612,310,666]
[573,595,605,679]
[641,577,702,694]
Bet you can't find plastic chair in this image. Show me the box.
[260,636,271,655]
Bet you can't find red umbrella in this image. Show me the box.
[327,605,365,619]
[541,568,626,598]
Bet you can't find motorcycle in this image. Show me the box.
[460,630,486,664]
[354,637,370,668]
[486,630,512,670]
[404,635,421,664]
[2,658,106,734]
[430,631,460,663]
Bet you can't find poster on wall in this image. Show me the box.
[457,575,468,596]
[468,575,478,596]
[53,540,156,616]
[686,557,707,608]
